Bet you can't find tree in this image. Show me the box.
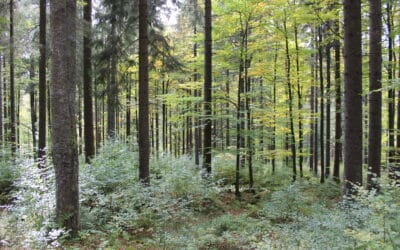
[203,0,212,174]
[9,0,16,155]
[139,0,150,184]
[38,0,46,168]
[83,0,95,162]
[343,0,363,195]
[367,0,382,190]
[50,0,80,235]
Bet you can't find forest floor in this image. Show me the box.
[1,146,399,249]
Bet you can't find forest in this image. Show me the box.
[0,0,400,248]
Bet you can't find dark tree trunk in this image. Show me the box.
[29,60,37,154]
[294,24,303,177]
[203,0,212,174]
[83,0,95,162]
[318,26,325,183]
[139,0,150,184]
[225,70,230,148]
[126,76,131,138]
[367,0,382,190]
[387,1,395,166]
[272,46,278,173]
[343,0,363,195]
[9,0,16,155]
[107,22,117,138]
[284,18,296,182]
[38,0,47,167]
[50,0,79,236]
[325,42,331,178]
[333,16,342,182]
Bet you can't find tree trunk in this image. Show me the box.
[284,17,296,182]
[83,0,95,162]
[333,16,342,182]
[9,0,16,155]
[343,0,363,195]
[38,0,47,167]
[29,60,37,154]
[0,54,3,146]
[325,42,331,178]
[203,0,212,174]
[294,24,303,177]
[318,26,325,183]
[50,0,79,236]
[139,0,150,184]
[367,0,382,190]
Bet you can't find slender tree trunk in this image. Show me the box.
[272,46,278,173]
[283,17,297,182]
[9,0,16,155]
[83,0,95,162]
[318,26,325,183]
[325,42,331,178]
[29,60,37,153]
[203,0,212,174]
[294,24,303,177]
[139,0,150,184]
[387,0,395,166]
[38,0,47,167]
[367,0,382,190]
[343,0,363,195]
[225,70,230,148]
[50,0,79,236]
[126,76,131,138]
[333,17,342,182]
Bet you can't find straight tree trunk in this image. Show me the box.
[294,24,303,177]
[203,0,212,174]
[343,0,363,195]
[318,26,325,183]
[50,0,79,235]
[9,0,16,155]
[367,0,382,190]
[333,16,342,182]
[138,0,150,184]
[83,0,95,162]
[38,0,47,167]
[387,0,395,166]
[29,60,37,153]
[284,17,297,182]
[325,42,331,178]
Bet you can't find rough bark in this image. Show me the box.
[139,0,150,184]
[9,0,16,154]
[203,0,212,174]
[83,0,95,162]
[343,0,363,195]
[367,0,382,190]
[50,0,79,235]
[38,0,47,168]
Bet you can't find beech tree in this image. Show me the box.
[50,0,80,235]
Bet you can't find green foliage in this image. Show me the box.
[0,156,19,204]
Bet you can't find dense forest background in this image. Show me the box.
[1,0,400,248]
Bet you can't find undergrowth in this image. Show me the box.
[1,141,400,249]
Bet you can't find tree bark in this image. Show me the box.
[83,0,95,162]
[333,15,342,182]
[343,0,363,195]
[50,0,79,236]
[38,0,47,168]
[9,0,16,155]
[367,0,382,190]
[139,0,150,184]
[203,0,212,174]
